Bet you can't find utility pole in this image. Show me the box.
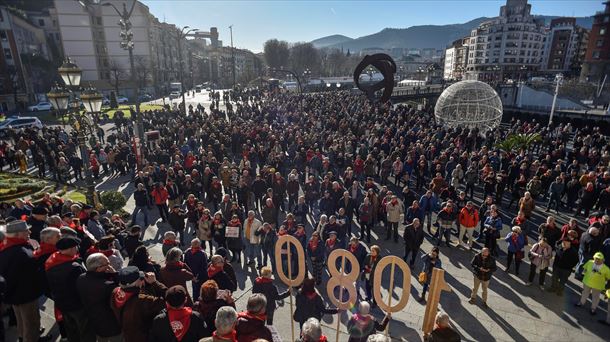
[549,73,563,127]
[229,24,236,88]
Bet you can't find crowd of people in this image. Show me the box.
[1,87,610,341]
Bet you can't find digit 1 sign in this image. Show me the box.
[274,235,306,342]
[422,268,451,337]
[325,249,360,342]
[373,256,411,335]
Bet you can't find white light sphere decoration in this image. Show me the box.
[434,80,503,134]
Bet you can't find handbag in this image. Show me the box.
[418,271,427,284]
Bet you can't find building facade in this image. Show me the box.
[580,1,610,83]
[541,18,589,76]
[466,0,547,82]
[444,37,469,80]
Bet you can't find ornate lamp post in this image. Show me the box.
[47,59,98,205]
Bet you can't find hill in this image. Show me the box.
[311,34,354,49]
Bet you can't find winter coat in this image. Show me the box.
[347,314,389,342]
[359,203,373,223]
[538,224,561,249]
[459,207,479,228]
[504,232,526,254]
[405,206,424,224]
[159,262,194,300]
[0,240,43,304]
[149,309,209,342]
[168,210,187,231]
[194,298,235,332]
[198,217,213,241]
[243,218,263,245]
[528,242,552,270]
[110,281,167,342]
[471,253,497,281]
[293,291,337,324]
[236,311,273,342]
[252,277,290,314]
[209,266,237,292]
[582,260,610,291]
[403,223,425,250]
[45,254,87,312]
[184,248,209,283]
[151,187,169,205]
[76,271,121,338]
[552,242,579,270]
[419,194,439,213]
[386,200,404,223]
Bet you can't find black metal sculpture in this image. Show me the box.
[353,53,396,104]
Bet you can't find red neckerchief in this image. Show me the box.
[511,234,519,245]
[44,252,78,271]
[112,287,136,309]
[277,230,287,236]
[237,311,267,322]
[305,291,318,300]
[326,239,336,249]
[166,304,192,341]
[308,238,319,251]
[349,244,359,253]
[255,276,272,284]
[34,243,57,258]
[0,237,29,251]
[352,313,371,323]
[163,239,178,246]
[515,216,526,225]
[229,219,241,227]
[212,330,237,341]
[207,264,223,278]
[213,218,222,225]
[189,247,202,255]
[168,261,185,268]
[318,336,329,342]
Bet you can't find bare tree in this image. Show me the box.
[133,55,151,91]
[108,59,126,99]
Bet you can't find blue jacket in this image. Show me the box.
[484,216,503,232]
[419,194,439,213]
[505,232,526,253]
[421,254,442,285]
[405,206,424,224]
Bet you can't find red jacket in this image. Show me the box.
[152,187,169,205]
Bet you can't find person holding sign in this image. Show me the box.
[362,245,381,306]
[346,301,389,342]
[293,278,338,330]
[226,215,243,264]
[307,231,325,285]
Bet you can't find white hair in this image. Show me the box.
[302,318,322,342]
[366,334,390,342]
[86,253,108,271]
[40,227,61,243]
[435,311,451,328]
[215,306,237,335]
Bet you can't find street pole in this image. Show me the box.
[229,25,236,89]
[549,73,563,127]
[77,133,96,205]
[178,36,186,115]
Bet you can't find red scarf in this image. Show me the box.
[45,252,78,271]
[190,246,202,255]
[514,216,526,225]
[326,239,336,249]
[318,336,328,342]
[237,311,267,322]
[305,291,318,300]
[277,230,287,236]
[213,218,222,225]
[308,238,319,252]
[0,237,29,251]
[207,264,223,278]
[166,304,192,341]
[34,242,57,258]
[112,287,136,309]
[255,276,272,284]
[212,330,237,341]
[163,239,178,246]
[349,244,359,253]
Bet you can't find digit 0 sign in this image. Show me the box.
[274,235,305,287]
[325,249,360,310]
[373,256,411,314]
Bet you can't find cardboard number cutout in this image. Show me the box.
[326,249,359,310]
[274,235,306,287]
[422,268,452,335]
[373,256,412,313]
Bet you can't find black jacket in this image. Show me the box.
[471,253,497,282]
[0,242,43,305]
[76,271,121,337]
[252,278,289,313]
[403,223,425,250]
[235,313,273,342]
[149,309,209,342]
[553,243,579,270]
[293,291,337,324]
[46,257,87,312]
[124,235,144,258]
[134,189,149,207]
[168,210,187,231]
[210,269,237,292]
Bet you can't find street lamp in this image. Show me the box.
[549,73,563,127]
[47,59,98,205]
[336,83,341,88]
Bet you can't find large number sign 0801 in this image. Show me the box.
[275,242,451,341]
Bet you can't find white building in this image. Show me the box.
[444,37,469,80]
[466,0,547,82]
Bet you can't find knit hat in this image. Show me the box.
[593,252,605,260]
[118,266,144,286]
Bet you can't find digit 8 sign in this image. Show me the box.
[373,256,411,313]
[325,249,360,310]
[274,235,306,287]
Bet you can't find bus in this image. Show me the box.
[170,82,182,93]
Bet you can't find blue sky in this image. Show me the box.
[141,0,604,52]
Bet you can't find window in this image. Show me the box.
[597,39,604,47]
[0,31,6,41]
[4,48,11,60]
[0,10,3,22]
[38,19,44,26]
[601,28,607,36]
[593,51,601,59]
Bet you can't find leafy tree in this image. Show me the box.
[263,39,289,69]
[289,42,321,75]
[495,133,541,152]
[100,191,127,213]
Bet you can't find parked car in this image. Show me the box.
[27,102,53,112]
[116,96,129,104]
[139,94,152,102]
[0,117,43,137]
[169,91,180,99]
